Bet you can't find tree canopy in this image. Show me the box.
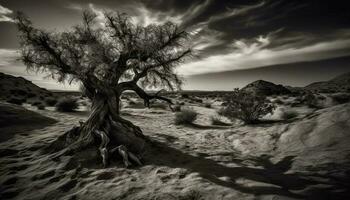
[15,10,191,97]
[15,10,193,167]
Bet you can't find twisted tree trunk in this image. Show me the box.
[48,89,146,168]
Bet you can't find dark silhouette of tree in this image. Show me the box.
[15,10,191,167]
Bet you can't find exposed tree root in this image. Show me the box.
[47,117,146,168]
[46,94,147,168]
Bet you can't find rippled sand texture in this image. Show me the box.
[1,101,350,200]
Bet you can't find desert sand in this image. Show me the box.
[1,97,350,200]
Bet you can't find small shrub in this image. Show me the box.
[36,104,45,110]
[211,116,230,126]
[302,93,321,108]
[179,190,204,200]
[56,98,78,112]
[331,93,350,104]
[173,105,181,112]
[219,88,275,124]
[7,98,25,105]
[290,102,300,107]
[175,109,197,125]
[192,98,203,103]
[31,101,42,106]
[317,95,326,100]
[181,93,189,98]
[204,102,211,108]
[281,110,298,120]
[45,97,58,106]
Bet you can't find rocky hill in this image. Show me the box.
[305,72,350,93]
[241,80,291,96]
[0,72,54,104]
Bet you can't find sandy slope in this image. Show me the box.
[1,102,350,200]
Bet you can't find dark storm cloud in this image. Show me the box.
[0,0,350,90]
[140,0,206,14]
[179,0,350,56]
[1,0,349,51]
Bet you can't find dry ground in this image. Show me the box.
[0,96,350,200]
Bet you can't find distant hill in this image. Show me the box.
[241,80,291,96]
[305,72,350,93]
[186,56,350,91]
[0,72,54,103]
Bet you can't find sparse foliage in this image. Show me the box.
[331,93,350,104]
[36,103,45,110]
[175,109,198,125]
[204,102,211,108]
[179,190,204,200]
[45,97,57,106]
[281,110,298,120]
[15,9,192,167]
[302,93,321,108]
[7,98,25,105]
[56,98,78,112]
[173,105,182,112]
[219,88,275,124]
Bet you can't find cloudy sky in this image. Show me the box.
[0,0,350,90]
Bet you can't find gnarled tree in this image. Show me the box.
[15,10,191,167]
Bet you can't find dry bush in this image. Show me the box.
[7,98,26,105]
[36,103,45,110]
[56,98,78,112]
[179,190,204,200]
[317,95,326,100]
[302,93,321,108]
[219,88,275,124]
[173,105,182,112]
[31,101,42,106]
[331,93,350,104]
[45,97,57,106]
[175,109,198,125]
[281,110,298,120]
[181,93,189,98]
[192,98,203,103]
[204,102,211,108]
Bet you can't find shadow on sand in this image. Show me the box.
[185,123,231,130]
[142,138,350,200]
